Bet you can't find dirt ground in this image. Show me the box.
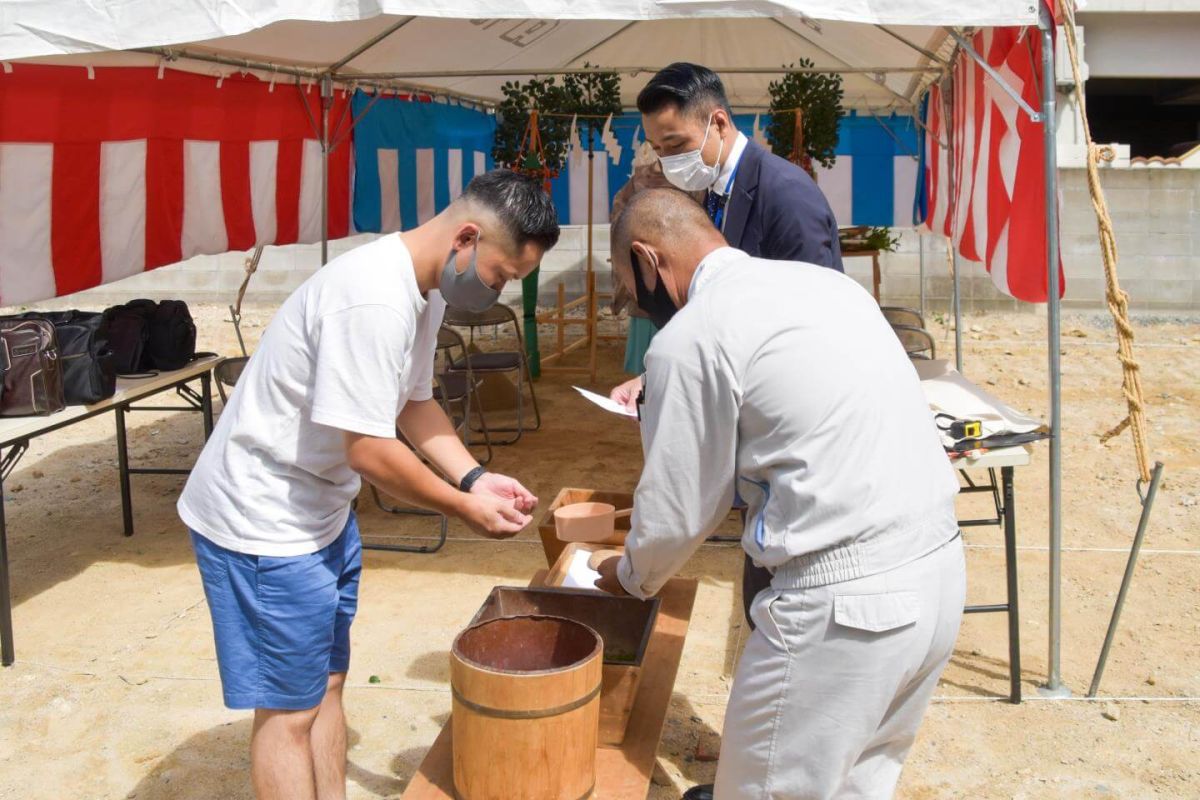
[0,300,1196,800]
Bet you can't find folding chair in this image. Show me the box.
[443,304,541,445]
[214,356,249,404]
[363,327,497,554]
[892,324,937,359]
[366,469,449,552]
[880,306,925,330]
[433,325,493,465]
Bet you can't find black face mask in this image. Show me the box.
[630,248,678,330]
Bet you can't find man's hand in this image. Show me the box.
[589,552,629,596]
[470,472,538,514]
[609,377,642,415]
[458,493,532,540]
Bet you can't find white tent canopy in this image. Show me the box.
[2,2,1040,110]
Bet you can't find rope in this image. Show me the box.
[1058,1,1153,483]
[234,246,263,319]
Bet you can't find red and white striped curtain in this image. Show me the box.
[922,22,1064,303]
[0,65,354,305]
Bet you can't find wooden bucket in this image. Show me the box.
[451,615,603,800]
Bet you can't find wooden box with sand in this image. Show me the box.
[468,580,660,747]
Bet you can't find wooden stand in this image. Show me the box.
[401,570,699,800]
[538,141,602,381]
[843,249,883,302]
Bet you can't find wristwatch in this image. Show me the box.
[458,465,487,493]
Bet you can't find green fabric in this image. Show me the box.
[521,268,540,378]
[623,316,659,375]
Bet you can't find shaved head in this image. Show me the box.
[611,188,714,257]
[610,188,727,312]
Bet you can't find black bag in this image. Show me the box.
[0,318,66,416]
[103,300,156,375]
[104,299,197,374]
[19,310,116,404]
[148,300,197,371]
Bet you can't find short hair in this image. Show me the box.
[460,170,560,252]
[611,188,718,263]
[636,63,734,121]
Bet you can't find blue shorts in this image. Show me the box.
[191,513,362,711]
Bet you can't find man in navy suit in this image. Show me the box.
[607,63,845,800]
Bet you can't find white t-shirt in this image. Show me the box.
[178,234,446,556]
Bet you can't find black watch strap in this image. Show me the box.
[458,466,487,493]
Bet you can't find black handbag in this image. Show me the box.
[104,300,156,375]
[19,310,116,404]
[0,318,66,416]
[148,300,197,371]
[104,299,198,374]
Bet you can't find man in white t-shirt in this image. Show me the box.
[178,170,559,800]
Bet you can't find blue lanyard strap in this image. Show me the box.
[711,156,742,232]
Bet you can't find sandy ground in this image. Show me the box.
[0,301,1196,800]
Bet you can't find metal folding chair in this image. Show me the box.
[364,327,496,554]
[892,324,937,359]
[443,304,541,445]
[881,306,925,329]
[214,356,249,404]
[433,325,493,465]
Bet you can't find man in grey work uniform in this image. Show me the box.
[606,66,846,796]
[596,189,964,799]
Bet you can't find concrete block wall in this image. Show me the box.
[873,166,1199,312]
[39,167,1200,314]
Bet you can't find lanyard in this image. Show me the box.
[711,157,741,233]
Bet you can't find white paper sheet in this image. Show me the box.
[915,360,1045,448]
[573,386,638,418]
[561,548,603,590]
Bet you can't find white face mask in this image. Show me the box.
[658,112,725,192]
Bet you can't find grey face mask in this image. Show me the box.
[439,236,500,312]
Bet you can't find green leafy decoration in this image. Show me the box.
[766,59,845,171]
[492,64,622,174]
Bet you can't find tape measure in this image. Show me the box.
[935,413,983,441]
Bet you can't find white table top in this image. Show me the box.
[917,359,1034,471]
[0,356,223,446]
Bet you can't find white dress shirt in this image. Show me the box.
[712,132,749,196]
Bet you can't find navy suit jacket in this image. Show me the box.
[722,140,844,272]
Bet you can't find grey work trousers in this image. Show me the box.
[715,535,966,799]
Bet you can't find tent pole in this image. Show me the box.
[587,132,597,382]
[343,65,937,81]
[1039,3,1070,699]
[952,249,963,373]
[941,74,963,373]
[320,77,332,266]
[327,16,415,73]
[918,233,926,319]
[944,79,963,373]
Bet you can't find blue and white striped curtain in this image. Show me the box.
[811,112,921,228]
[352,92,496,233]
[349,99,921,232]
[549,111,921,229]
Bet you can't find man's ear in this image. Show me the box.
[453,223,480,250]
[712,107,733,138]
[631,241,660,291]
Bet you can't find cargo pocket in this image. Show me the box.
[833,591,920,635]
